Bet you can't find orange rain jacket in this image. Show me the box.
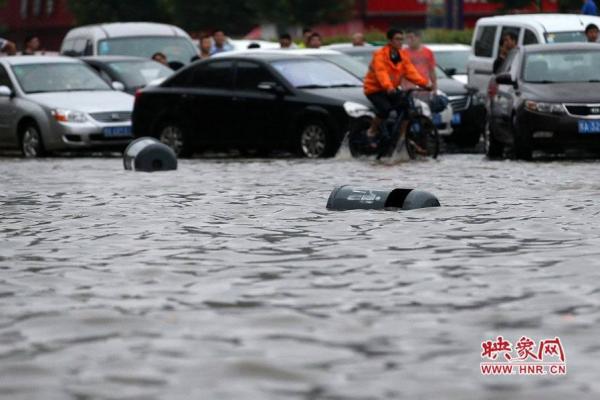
[364,45,429,95]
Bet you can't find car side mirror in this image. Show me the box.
[112,81,126,91]
[496,73,516,87]
[0,85,13,97]
[257,81,284,94]
[445,67,457,76]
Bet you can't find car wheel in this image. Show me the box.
[297,119,334,158]
[20,123,45,158]
[158,122,191,158]
[512,115,532,160]
[485,121,503,158]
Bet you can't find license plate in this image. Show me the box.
[103,126,132,138]
[452,113,462,125]
[432,113,442,125]
[578,120,600,134]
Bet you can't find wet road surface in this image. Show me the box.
[1,154,599,399]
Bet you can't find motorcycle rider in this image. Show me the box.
[364,28,431,141]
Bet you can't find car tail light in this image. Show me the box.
[487,81,498,98]
[134,89,143,103]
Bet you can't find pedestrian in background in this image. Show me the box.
[403,30,437,92]
[152,52,168,66]
[298,28,312,48]
[210,29,233,55]
[22,35,41,55]
[307,32,322,49]
[0,37,17,55]
[493,32,517,73]
[585,23,599,42]
[352,32,367,46]
[279,33,293,49]
[198,35,212,59]
[582,0,598,15]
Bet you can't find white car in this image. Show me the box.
[468,13,600,93]
[427,44,471,85]
[228,39,280,51]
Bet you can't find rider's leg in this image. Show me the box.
[366,92,392,138]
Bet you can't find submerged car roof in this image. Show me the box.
[476,13,600,33]
[0,55,83,66]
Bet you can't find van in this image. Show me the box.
[468,14,600,92]
[60,22,198,66]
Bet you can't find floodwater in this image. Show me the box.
[1,154,599,399]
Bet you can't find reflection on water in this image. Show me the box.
[1,155,599,399]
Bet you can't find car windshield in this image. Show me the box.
[318,53,369,79]
[12,63,111,94]
[342,49,377,66]
[433,50,470,74]
[545,31,587,43]
[435,65,449,79]
[523,50,600,83]
[107,60,173,88]
[98,37,197,64]
[272,59,363,88]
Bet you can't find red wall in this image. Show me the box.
[0,0,75,51]
[365,0,560,29]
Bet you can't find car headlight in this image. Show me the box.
[524,101,565,114]
[343,101,374,118]
[471,93,486,106]
[51,109,88,123]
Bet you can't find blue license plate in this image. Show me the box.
[103,126,132,138]
[452,113,462,125]
[432,113,442,125]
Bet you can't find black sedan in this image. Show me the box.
[487,43,600,159]
[82,56,174,95]
[132,53,370,157]
[338,46,487,147]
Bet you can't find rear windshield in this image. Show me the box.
[434,50,470,74]
[523,50,600,83]
[545,31,587,43]
[271,59,362,89]
[98,37,197,64]
[107,60,173,87]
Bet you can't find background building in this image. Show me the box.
[0,0,75,51]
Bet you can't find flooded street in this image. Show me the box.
[1,154,599,399]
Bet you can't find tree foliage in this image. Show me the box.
[66,0,356,34]
[67,0,171,25]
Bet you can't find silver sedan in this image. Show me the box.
[0,56,134,157]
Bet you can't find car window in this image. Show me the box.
[474,26,497,58]
[11,63,111,94]
[107,60,173,88]
[72,39,87,56]
[190,61,234,89]
[523,50,600,83]
[235,61,275,91]
[84,40,94,56]
[61,39,74,53]
[501,26,521,50]
[545,31,587,43]
[523,29,539,45]
[271,59,362,88]
[0,65,13,89]
[498,49,519,73]
[98,37,197,65]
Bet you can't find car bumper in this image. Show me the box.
[53,121,133,150]
[519,109,600,150]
